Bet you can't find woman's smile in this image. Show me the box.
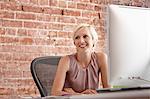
[79,43,88,48]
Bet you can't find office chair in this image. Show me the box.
[30,56,61,97]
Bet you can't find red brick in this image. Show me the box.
[38,0,49,6]
[76,18,91,24]
[0,11,15,19]
[99,19,105,26]
[46,38,56,45]
[22,71,32,78]
[1,2,22,11]
[82,11,98,18]
[19,37,33,45]
[17,86,37,95]
[0,28,5,35]
[93,18,101,27]
[5,61,20,70]
[18,79,34,86]
[68,31,74,38]
[5,28,17,35]
[44,23,51,29]
[131,0,143,7]
[23,5,43,13]
[77,3,94,10]
[57,31,68,38]
[24,22,44,29]
[59,0,67,8]
[23,46,46,53]
[63,25,75,32]
[0,45,12,52]
[43,7,63,15]
[77,3,86,9]
[48,31,57,38]
[0,52,12,61]
[63,9,81,16]
[18,62,30,70]
[0,87,14,95]
[27,30,38,37]
[9,79,38,95]
[119,0,131,6]
[33,38,49,45]
[0,20,2,27]
[68,1,76,8]
[0,63,8,74]
[38,30,48,37]
[90,0,99,3]
[0,36,19,44]
[94,5,101,11]
[12,53,33,61]
[50,23,63,30]
[17,29,28,36]
[3,70,22,78]
[2,20,23,27]
[0,71,2,78]
[49,0,58,6]
[81,0,90,3]
[55,39,73,46]
[16,13,36,20]
[36,14,53,22]
[10,0,30,4]
[57,16,76,23]
[101,5,107,12]
[54,46,75,55]
[0,45,25,54]
[30,0,38,5]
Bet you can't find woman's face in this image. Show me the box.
[74,27,94,53]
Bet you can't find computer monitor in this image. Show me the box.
[108,5,150,87]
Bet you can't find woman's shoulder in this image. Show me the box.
[58,55,71,71]
[60,53,76,63]
[60,55,70,63]
[59,53,76,71]
[95,52,108,67]
[94,52,107,59]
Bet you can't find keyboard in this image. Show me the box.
[96,86,150,93]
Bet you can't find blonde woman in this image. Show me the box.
[51,25,109,96]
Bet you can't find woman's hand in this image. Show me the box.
[63,88,80,95]
[81,89,97,94]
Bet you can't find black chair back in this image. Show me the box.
[30,56,61,97]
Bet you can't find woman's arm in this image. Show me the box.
[51,56,70,96]
[51,56,82,96]
[96,52,110,88]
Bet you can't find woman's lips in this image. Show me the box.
[79,44,87,48]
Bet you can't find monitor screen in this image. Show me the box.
[108,5,150,87]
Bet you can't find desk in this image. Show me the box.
[22,89,150,99]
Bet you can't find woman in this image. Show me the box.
[51,24,109,96]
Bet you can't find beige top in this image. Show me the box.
[63,52,100,92]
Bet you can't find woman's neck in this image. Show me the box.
[76,51,92,68]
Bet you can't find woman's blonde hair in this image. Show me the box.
[73,24,98,47]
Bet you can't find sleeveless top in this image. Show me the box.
[63,52,100,92]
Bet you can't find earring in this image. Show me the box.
[93,44,94,47]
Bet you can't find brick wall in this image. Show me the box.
[0,0,149,97]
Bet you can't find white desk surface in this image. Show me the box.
[40,89,150,99]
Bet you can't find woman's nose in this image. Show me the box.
[79,37,85,43]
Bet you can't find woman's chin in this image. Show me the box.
[78,48,92,53]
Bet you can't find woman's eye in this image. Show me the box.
[83,35,88,38]
[75,36,79,39]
